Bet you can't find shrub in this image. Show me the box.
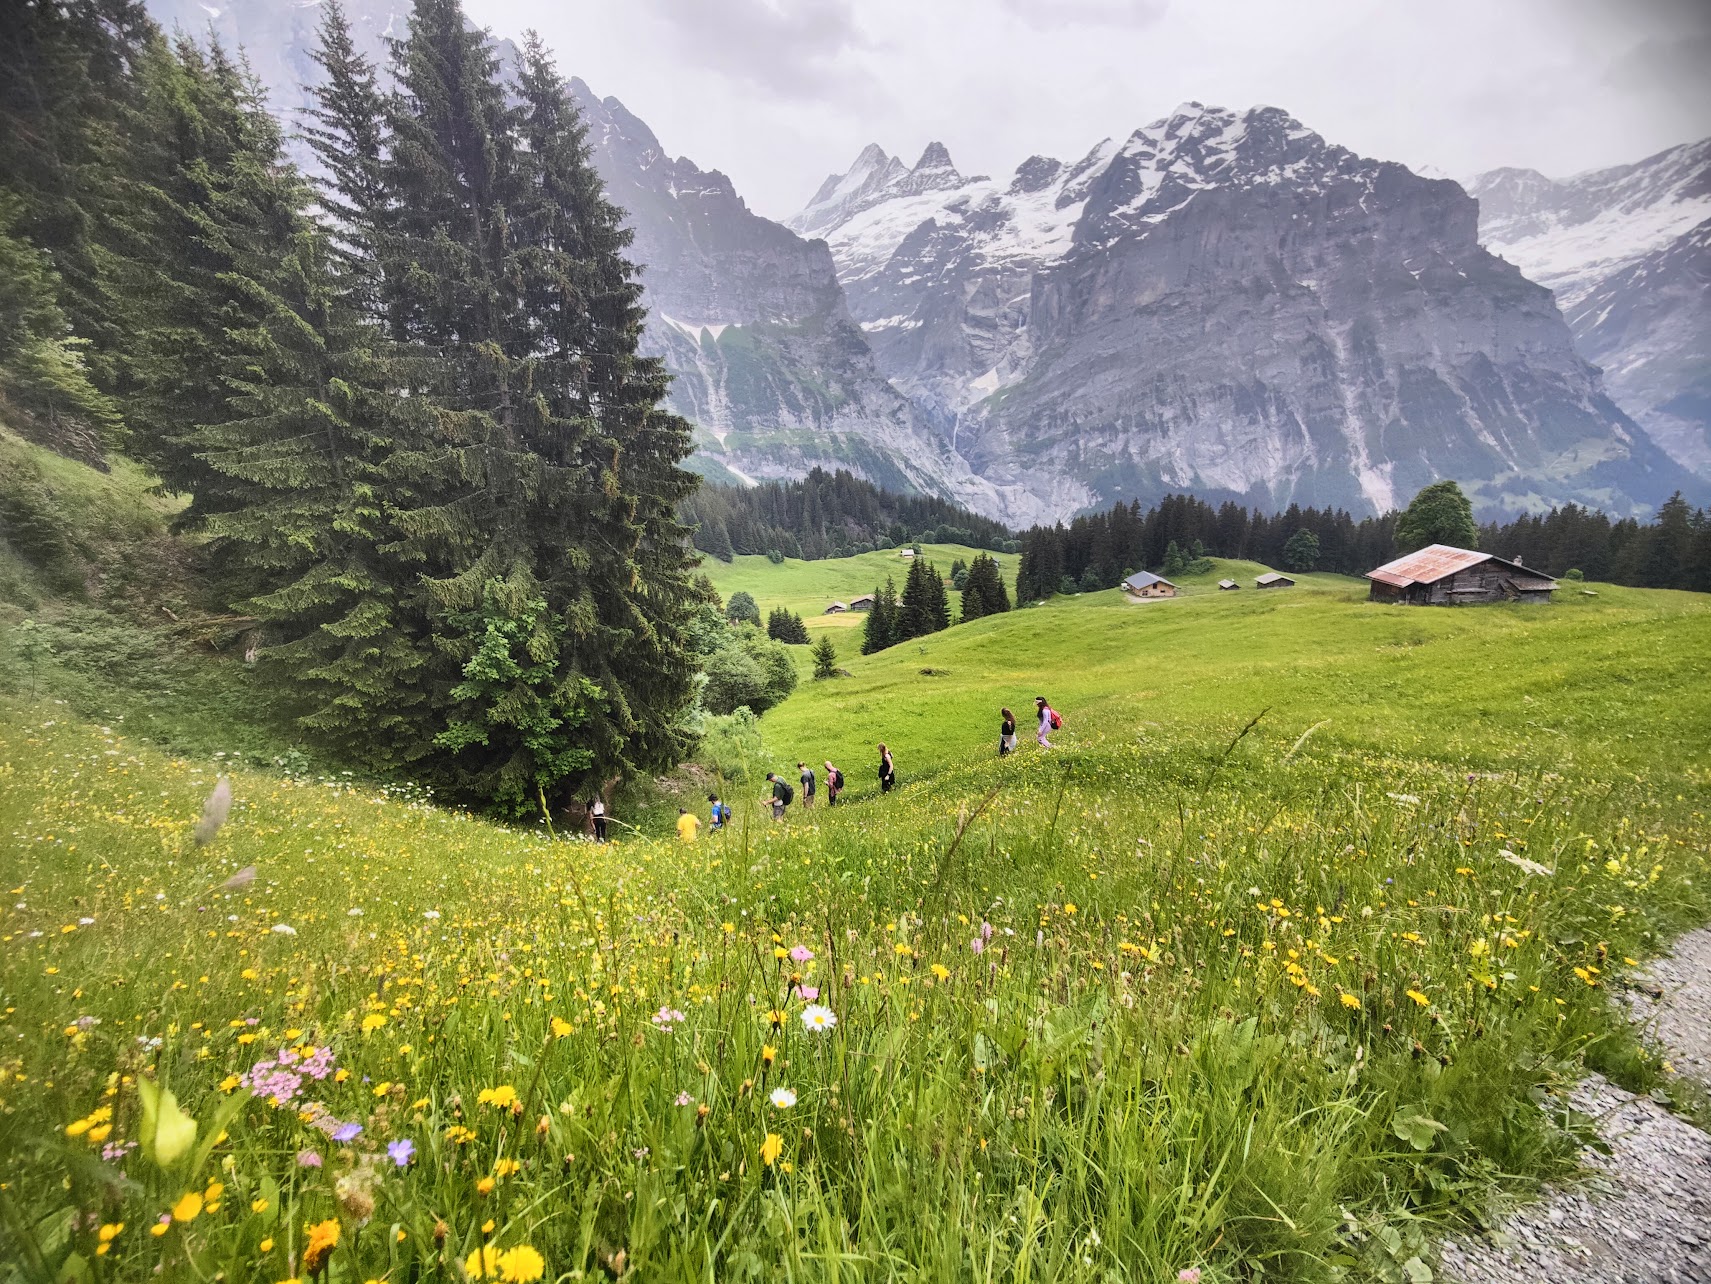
[724,591,760,626]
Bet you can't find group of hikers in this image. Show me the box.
[670,695,1060,839]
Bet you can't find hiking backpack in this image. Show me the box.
[780,782,795,805]
[1049,709,1063,730]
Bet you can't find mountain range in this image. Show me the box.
[1467,141,1711,479]
[142,0,1708,525]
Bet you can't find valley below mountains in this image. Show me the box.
[145,0,1709,525]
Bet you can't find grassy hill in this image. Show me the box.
[3,523,1710,1282]
[702,544,1020,640]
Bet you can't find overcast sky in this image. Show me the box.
[465,0,1711,221]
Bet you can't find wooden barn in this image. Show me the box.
[848,594,875,612]
[1255,572,1295,589]
[824,601,848,614]
[1365,545,1557,605]
[1217,579,1239,591]
[1122,571,1179,599]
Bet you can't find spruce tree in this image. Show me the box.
[959,553,1009,621]
[897,557,948,640]
[861,579,897,654]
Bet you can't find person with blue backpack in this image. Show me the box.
[707,793,731,831]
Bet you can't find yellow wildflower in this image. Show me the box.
[760,1132,783,1166]
[302,1219,340,1274]
[1338,992,1362,1011]
[1406,990,1430,1007]
[171,1192,203,1223]
[465,1246,502,1279]
[497,1245,546,1282]
[477,1085,517,1109]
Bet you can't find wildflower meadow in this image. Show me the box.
[4,622,1708,1284]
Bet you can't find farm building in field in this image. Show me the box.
[848,594,875,611]
[1122,571,1179,599]
[824,602,848,614]
[1366,545,1557,605]
[1255,572,1295,589]
[1218,579,1239,591]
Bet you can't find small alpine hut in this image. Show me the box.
[1366,545,1557,605]
[848,594,875,612]
[1255,572,1295,589]
[1217,578,1239,591]
[824,601,848,614]
[1122,570,1179,599]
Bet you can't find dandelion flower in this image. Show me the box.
[1338,992,1362,1010]
[770,1087,796,1109]
[801,1004,837,1033]
[497,1245,546,1282]
[302,1219,340,1274]
[477,1085,518,1109]
[465,1245,502,1279]
[1406,990,1430,1007]
[760,1132,783,1166]
[930,964,950,982]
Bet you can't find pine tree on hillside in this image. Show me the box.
[108,35,301,513]
[301,0,389,320]
[861,578,897,654]
[897,557,948,641]
[0,0,156,393]
[959,552,1010,622]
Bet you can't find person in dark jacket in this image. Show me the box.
[762,772,792,821]
[877,744,896,793]
[798,761,816,809]
[999,707,1017,756]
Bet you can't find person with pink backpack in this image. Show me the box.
[1034,695,1061,748]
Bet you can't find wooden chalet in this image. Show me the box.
[1122,571,1179,599]
[824,601,848,614]
[1255,572,1295,589]
[848,594,875,612]
[1365,545,1556,605]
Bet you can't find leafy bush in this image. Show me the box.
[724,591,760,626]
[696,705,763,782]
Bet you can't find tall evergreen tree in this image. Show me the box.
[861,578,897,654]
[959,552,1010,622]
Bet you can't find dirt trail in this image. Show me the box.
[1439,927,1711,1284]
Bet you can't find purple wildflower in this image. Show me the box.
[675,1091,694,1107]
[793,984,819,1001]
[330,1121,362,1143]
[296,1149,323,1168]
[789,945,814,963]
[388,1139,415,1167]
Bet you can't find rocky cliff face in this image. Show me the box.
[567,82,1007,510]
[1469,141,1711,478]
[804,105,1696,518]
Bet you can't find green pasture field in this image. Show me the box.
[2,543,1709,1283]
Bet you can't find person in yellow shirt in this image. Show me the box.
[675,808,701,842]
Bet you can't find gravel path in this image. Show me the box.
[1438,927,1711,1284]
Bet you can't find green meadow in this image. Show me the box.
[3,540,1710,1282]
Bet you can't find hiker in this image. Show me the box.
[798,761,817,810]
[676,807,701,843]
[823,760,844,806]
[1034,696,1061,748]
[587,796,608,842]
[999,707,1018,757]
[877,743,896,794]
[763,771,794,821]
[707,793,730,831]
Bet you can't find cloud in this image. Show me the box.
[639,0,872,98]
[998,0,1169,29]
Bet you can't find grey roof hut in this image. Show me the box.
[1255,572,1295,588]
[1217,579,1239,591]
[1122,570,1179,599]
[1366,545,1556,605]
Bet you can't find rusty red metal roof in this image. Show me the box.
[1364,544,1559,588]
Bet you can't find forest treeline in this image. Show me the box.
[682,468,1017,561]
[0,0,716,812]
[1013,491,1711,599]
